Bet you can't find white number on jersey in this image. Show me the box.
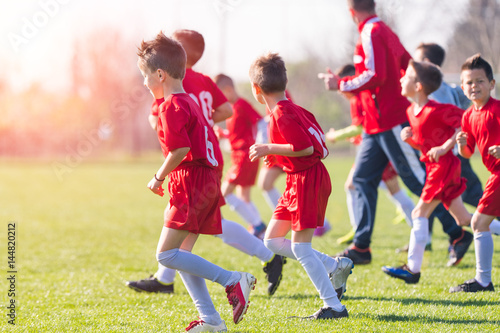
[189,91,214,127]
[205,126,219,167]
[308,125,329,158]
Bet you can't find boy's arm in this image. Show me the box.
[427,129,460,163]
[456,131,473,159]
[326,125,363,143]
[212,102,233,124]
[248,143,313,162]
[488,145,500,159]
[400,126,420,150]
[147,147,190,196]
[148,115,158,131]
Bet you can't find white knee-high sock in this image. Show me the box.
[345,188,359,229]
[155,264,176,284]
[215,218,273,262]
[157,248,239,287]
[407,217,429,273]
[225,194,261,226]
[391,190,415,227]
[264,237,337,273]
[178,269,222,326]
[474,231,493,287]
[263,188,281,210]
[292,242,343,311]
[488,219,500,235]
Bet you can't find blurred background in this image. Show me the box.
[0,0,499,162]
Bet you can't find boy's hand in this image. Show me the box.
[427,146,446,163]
[317,68,340,91]
[488,145,500,159]
[326,128,337,143]
[456,131,468,148]
[249,143,270,162]
[147,177,164,197]
[400,126,413,142]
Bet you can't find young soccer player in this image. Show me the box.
[136,32,256,332]
[214,73,268,239]
[249,53,353,319]
[382,60,474,284]
[129,30,285,298]
[450,54,500,293]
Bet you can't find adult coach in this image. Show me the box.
[319,0,472,265]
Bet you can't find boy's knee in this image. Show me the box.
[156,248,179,268]
[264,237,284,253]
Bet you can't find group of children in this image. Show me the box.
[128,16,499,333]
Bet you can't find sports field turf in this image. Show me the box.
[1,155,499,332]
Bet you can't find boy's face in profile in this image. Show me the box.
[400,65,418,98]
[461,68,495,107]
[138,60,163,99]
[251,82,266,105]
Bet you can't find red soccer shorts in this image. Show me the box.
[225,150,260,186]
[272,162,331,231]
[164,165,223,235]
[421,154,466,209]
[381,162,398,182]
[477,171,500,217]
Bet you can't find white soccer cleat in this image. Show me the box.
[329,257,354,300]
[225,272,256,324]
[185,319,227,332]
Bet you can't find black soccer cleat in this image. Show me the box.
[126,275,174,293]
[335,245,371,265]
[263,255,286,296]
[449,279,495,293]
[447,230,473,267]
[305,306,349,320]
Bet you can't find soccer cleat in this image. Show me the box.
[249,222,267,240]
[225,272,256,324]
[314,220,331,237]
[305,306,348,320]
[447,230,473,267]
[262,255,286,296]
[329,257,354,300]
[185,319,227,332]
[126,275,174,293]
[382,264,420,284]
[336,229,355,245]
[449,279,495,293]
[335,245,371,265]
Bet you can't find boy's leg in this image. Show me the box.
[258,166,283,210]
[458,155,483,207]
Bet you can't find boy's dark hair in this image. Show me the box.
[249,53,287,94]
[409,59,442,96]
[335,64,355,78]
[416,43,445,67]
[348,0,375,12]
[461,53,494,82]
[172,29,205,67]
[137,32,186,80]
[214,73,234,89]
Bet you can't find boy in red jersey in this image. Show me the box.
[130,30,285,299]
[136,32,256,332]
[450,54,500,293]
[214,74,268,238]
[382,60,475,284]
[249,53,353,319]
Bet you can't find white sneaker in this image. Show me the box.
[329,257,353,300]
[225,272,256,324]
[185,319,227,332]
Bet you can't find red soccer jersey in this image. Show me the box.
[462,97,500,173]
[156,93,222,171]
[407,100,464,159]
[339,16,411,134]
[269,100,328,173]
[350,94,364,127]
[226,98,262,151]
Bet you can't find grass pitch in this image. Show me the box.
[0,155,499,332]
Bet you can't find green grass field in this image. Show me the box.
[1,155,499,332]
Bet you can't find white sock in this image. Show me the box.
[264,237,336,273]
[407,217,429,273]
[391,190,415,227]
[215,218,273,262]
[263,188,281,210]
[292,242,343,311]
[474,231,493,287]
[345,188,359,229]
[155,263,176,284]
[157,248,236,287]
[488,219,500,235]
[178,270,222,326]
[225,194,261,226]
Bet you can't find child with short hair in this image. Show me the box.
[249,53,353,319]
[382,60,474,284]
[450,54,500,293]
[136,32,256,332]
